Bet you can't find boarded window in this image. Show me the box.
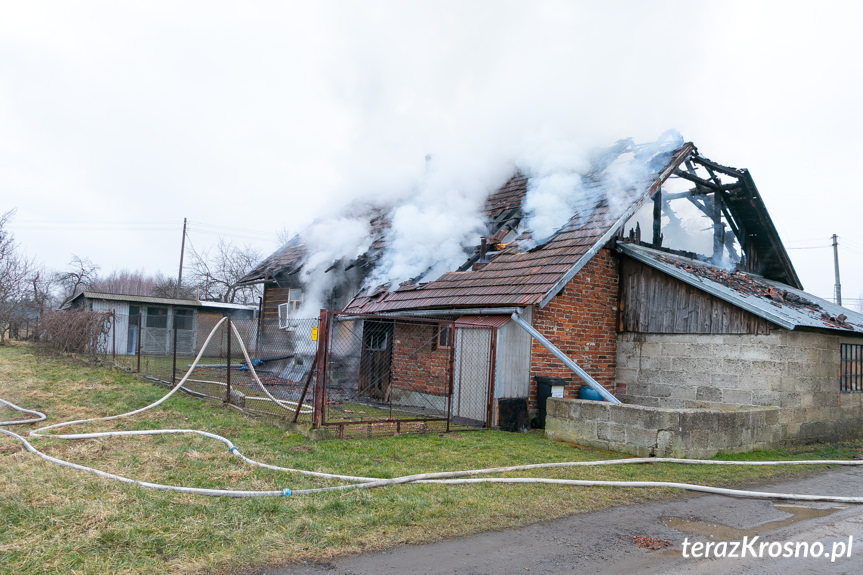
[174,309,194,330]
[840,344,863,392]
[146,307,168,329]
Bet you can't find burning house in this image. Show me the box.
[243,134,863,452]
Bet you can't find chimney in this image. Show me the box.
[472,237,489,271]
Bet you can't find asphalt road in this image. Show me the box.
[259,466,863,575]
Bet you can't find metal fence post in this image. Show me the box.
[136,313,142,373]
[172,311,178,384]
[313,309,330,429]
[446,323,455,433]
[111,311,116,364]
[225,314,232,405]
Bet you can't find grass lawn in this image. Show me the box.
[0,342,859,575]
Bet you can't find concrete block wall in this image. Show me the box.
[615,330,863,444]
[545,398,782,458]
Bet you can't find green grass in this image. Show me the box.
[0,342,859,575]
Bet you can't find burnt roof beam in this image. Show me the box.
[689,155,747,179]
[672,170,744,194]
[673,169,720,190]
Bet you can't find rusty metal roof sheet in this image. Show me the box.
[619,243,863,334]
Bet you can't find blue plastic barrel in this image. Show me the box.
[578,385,604,401]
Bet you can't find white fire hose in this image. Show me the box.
[2,317,863,501]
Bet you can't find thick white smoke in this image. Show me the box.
[291,133,685,308]
[363,160,502,289]
[296,214,373,316]
[517,134,683,250]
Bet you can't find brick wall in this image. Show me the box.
[530,248,620,405]
[390,322,451,396]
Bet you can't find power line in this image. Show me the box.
[785,237,832,244]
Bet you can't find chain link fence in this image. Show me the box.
[318,315,454,438]
[316,314,498,438]
[98,308,497,439]
[107,309,318,422]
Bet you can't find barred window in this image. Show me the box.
[840,344,863,392]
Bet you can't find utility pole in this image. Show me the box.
[832,234,842,306]
[175,218,187,299]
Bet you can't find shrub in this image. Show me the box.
[40,309,113,359]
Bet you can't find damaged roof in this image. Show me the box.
[345,138,804,315]
[238,208,390,285]
[246,134,804,318]
[619,243,863,334]
[346,139,696,314]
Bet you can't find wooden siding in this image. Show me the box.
[620,257,772,335]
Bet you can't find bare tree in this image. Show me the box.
[91,268,158,296]
[151,272,196,300]
[55,255,100,302]
[187,238,262,304]
[276,226,297,247]
[30,269,61,315]
[0,210,39,343]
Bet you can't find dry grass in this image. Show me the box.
[0,342,857,575]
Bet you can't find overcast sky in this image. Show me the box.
[2,1,861,307]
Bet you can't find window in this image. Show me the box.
[435,324,453,349]
[174,309,194,330]
[145,307,168,329]
[128,305,140,327]
[368,330,388,351]
[278,289,303,329]
[840,344,863,392]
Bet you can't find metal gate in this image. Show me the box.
[311,312,497,438]
[452,326,494,426]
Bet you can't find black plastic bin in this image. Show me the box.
[534,376,567,429]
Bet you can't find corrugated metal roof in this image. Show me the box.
[454,315,512,329]
[618,243,863,334]
[66,292,257,311]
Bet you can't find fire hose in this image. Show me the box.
[2,317,863,501]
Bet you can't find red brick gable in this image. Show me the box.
[529,248,620,406]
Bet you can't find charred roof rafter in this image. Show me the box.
[677,152,801,289]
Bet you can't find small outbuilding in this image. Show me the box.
[63,292,258,356]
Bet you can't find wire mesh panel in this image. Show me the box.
[319,315,458,438]
[451,325,494,427]
[177,316,320,423]
[105,307,499,439]
[109,308,320,424]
